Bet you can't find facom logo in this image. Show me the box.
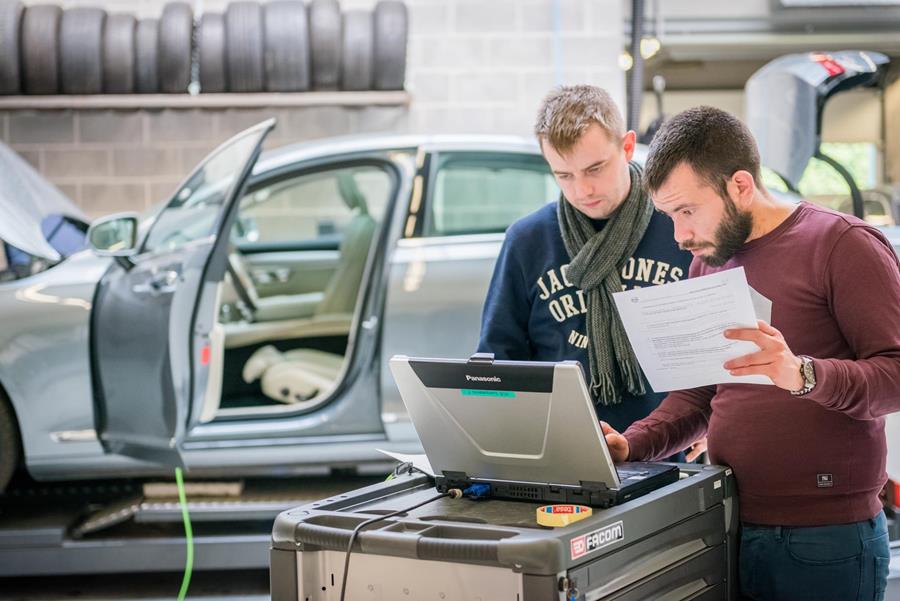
[570,521,624,560]
[465,375,501,383]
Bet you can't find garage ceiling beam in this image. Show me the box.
[658,30,900,62]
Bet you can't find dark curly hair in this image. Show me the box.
[644,106,763,198]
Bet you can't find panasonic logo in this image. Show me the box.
[465,375,501,383]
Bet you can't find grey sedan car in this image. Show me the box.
[0,120,564,490]
[2,120,899,523]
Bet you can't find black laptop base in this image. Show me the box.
[436,462,679,509]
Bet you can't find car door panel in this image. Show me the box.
[91,120,275,467]
[239,249,339,298]
[92,248,197,465]
[380,235,501,421]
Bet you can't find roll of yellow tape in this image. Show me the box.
[536,504,593,527]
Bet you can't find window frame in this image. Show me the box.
[420,150,555,239]
[232,156,401,255]
[139,129,268,256]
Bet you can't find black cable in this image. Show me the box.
[338,489,461,601]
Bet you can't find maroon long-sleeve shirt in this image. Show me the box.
[624,202,900,526]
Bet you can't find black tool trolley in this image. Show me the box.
[270,464,737,601]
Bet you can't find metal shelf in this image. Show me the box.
[0,91,411,110]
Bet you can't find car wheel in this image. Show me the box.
[158,2,193,93]
[198,12,226,93]
[372,0,407,91]
[309,0,341,90]
[103,13,136,93]
[0,392,20,494]
[263,0,310,92]
[135,18,160,93]
[21,4,61,95]
[60,7,106,95]
[225,1,264,93]
[340,10,373,91]
[0,0,24,94]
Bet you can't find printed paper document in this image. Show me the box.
[612,267,774,391]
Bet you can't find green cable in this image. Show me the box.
[175,467,194,601]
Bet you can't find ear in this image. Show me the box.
[727,170,756,209]
[622,130,637,161]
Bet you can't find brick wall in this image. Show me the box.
[1,105,407,216]
[3,0,624,218]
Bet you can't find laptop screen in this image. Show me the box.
[389,356,621,489]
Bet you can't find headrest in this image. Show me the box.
[336,172,368,215]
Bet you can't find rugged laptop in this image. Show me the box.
[388,353,679,508]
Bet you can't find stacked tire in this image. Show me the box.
[0,0,408,95]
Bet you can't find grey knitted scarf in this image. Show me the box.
[558,161,652,405]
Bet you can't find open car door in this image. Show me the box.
[91,120,275,466]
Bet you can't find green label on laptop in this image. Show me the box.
[461,389,516,398]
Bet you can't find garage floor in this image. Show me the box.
[1,570,270,601]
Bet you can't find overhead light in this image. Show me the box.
[620,37,661,71]
[640,37,661,59]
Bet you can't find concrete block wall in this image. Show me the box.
[0,106,407,217]
[5,0,624,218]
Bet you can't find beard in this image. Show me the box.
[681,197,753,267]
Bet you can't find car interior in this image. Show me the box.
[206,163,394,418]
[811,189,899,227]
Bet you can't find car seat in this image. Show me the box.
[238,171,376,405]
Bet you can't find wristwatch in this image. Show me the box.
[789,355,816,396]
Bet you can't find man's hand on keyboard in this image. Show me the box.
[600,421,629,463]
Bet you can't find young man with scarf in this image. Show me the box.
[601,106,900,600]
[477,85,695,456]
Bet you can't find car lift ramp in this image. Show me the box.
[0,476,378,577]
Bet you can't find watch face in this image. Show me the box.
[802,357,816,386]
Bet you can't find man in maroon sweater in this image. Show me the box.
[601,106,900,601]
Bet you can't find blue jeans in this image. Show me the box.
[740,512,890,601]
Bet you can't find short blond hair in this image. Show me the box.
[534,85,625,155]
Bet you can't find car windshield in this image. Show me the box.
[141,131,264,254]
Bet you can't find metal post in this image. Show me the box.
[627,0,645,133]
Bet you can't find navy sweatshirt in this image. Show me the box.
[478,201,693,436]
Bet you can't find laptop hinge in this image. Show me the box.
[467,353,495,365]
[435,471,471,492]
[573,480,617,508]
[438,471,470,482]
[579,480,612,492]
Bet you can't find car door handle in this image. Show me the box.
[251,268,291,285]
[133,271,179,295]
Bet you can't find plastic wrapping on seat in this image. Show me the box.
[0,142,88,260]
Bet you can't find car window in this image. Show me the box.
[234,164,393,244]
[142,131,262,254]
[425,152,558,237]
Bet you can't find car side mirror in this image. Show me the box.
[88,213,139,257]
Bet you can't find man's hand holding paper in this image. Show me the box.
[612,267,779,391]
[723,320,804,391]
